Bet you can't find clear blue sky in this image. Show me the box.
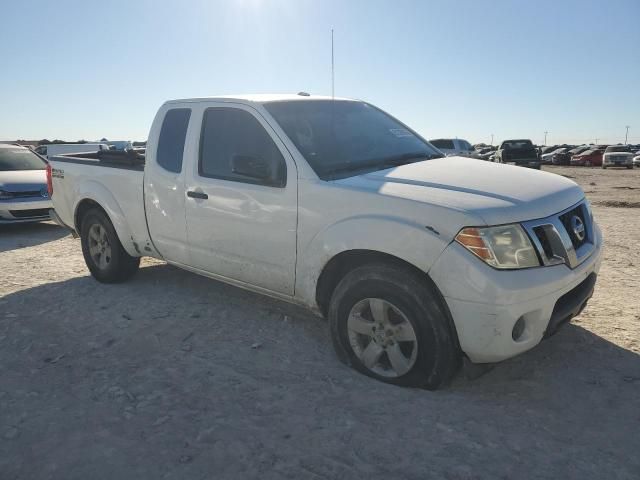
[1,0,638,145]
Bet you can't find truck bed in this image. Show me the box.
[53,148,146,169]
[49,150,157,258]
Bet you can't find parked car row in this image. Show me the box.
[429,138,481,159]
[431,139,541,168]
[541,143,640,168]
[431,139,640,169]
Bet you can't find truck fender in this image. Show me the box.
[296,215,451,308]
[73,180,140,257]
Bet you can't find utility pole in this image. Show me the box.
[331,29,335,99]
[625,125,630,144]
[490,134,494,146]
[544,131,548,146]
[595,138,599,144]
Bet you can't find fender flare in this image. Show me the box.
[296,214,451,309]
[73,180,139,257]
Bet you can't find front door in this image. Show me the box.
[184,103,298,295]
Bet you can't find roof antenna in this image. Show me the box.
[331,29,335,100]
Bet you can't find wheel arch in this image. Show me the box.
[316,249,462,356]
[73,185,139,257]
[315,250,445,317]
[75,198,104,232]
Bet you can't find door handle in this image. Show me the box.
[187,191,208,200]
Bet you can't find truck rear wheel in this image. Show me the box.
[328,264,460,389]
[80,208,140,283]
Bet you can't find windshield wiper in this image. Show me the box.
[327,151,440,178]
[379,151,444,167]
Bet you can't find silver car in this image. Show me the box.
[0,144,53,223]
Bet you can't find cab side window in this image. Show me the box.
[199,108,286,188]
[157,108,191,173]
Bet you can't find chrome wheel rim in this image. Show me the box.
[347,298,418,378]
[88,224,112,270]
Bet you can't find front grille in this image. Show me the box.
[9,191,42,199]
[533,226,553,258]
[522,201,595,269]
[559,206,588,249]
[609,155,630,162]
[9,209,50,219]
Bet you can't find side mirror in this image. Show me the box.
[231,154,271,181]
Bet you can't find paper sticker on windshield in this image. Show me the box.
[389,128,414,138]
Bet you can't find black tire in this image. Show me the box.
[627,165,633,169]
[80,208,140,283]
[328,264,460,389]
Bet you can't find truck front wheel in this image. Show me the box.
[80,208,140,283]
[328,264,460,389]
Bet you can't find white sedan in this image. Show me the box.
[0,144,53,223]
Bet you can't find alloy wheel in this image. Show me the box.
[87,224,112,270]
[347,298,418,378]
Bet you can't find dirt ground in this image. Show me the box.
[1,166,639,480]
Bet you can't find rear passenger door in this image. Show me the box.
[144,106,192,265]
[184,102,298,295]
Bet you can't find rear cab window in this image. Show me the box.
[157,108,191,173]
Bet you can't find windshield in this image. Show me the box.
[605,146,629,153]
[0,148,46,171]
[502,140,533,149]
[263,100,442,180]
[459,140,474,151]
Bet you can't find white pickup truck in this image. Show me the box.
[48,94,603,389]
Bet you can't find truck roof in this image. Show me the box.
[165,93,356,105]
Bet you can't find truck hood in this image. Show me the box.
[333,157,584,225]
[0,170,47,192]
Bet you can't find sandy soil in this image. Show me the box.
[1,166,638,479]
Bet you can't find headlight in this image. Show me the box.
[0,189,14,200]
[455,224,540,269]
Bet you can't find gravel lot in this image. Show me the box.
[1,166,639,480]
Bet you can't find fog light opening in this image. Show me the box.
[512,316,526,341]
